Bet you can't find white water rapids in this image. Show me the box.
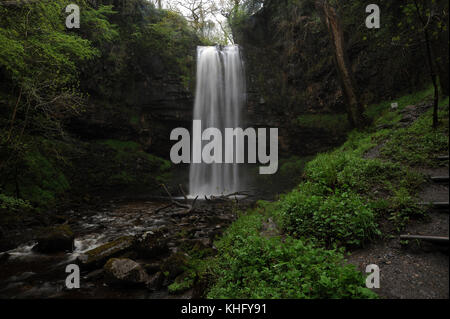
[189,45,246,197]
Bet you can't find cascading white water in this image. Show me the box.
[189,45,246,197]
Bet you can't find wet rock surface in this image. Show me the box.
[103,258,149,286]
[0,198,252,298]
[77,236,134,270]
[33,225,75,254]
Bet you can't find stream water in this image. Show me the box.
[0,200,240,298]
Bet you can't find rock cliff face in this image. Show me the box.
[67,72,194,159]
[235,0,429,156]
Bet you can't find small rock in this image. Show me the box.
[104,258,149,286]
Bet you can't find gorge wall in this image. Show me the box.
[234,0,430,156]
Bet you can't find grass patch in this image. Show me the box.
[365,85,435,126]
[380,99,449,166]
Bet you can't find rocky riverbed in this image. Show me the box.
[0,198,253,299]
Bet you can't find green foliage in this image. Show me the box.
[279,156,308,180]
[93,139,171,189]
[206,209,377,299]
[380,100,449,166]
[203,88,446,299]
[129,10,197,89]
[304,152,423,196]
[0,136,71,208]
[364,85,436,128]
[387,188,426,231]
[19,149,70,207]
[0,0,194,209]
[0,0,100,92]
[227,0,265,29]
[100,139,171,171]
[168,270,197,294]
[276,186,379,247]
[79,4,119,46]
[0,193,32,212]
[0,193,33,226]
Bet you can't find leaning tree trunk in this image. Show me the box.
[315,0,368,128]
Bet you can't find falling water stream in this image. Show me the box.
[189,45,246,197]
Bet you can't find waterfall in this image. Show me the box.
[189,45,246,197]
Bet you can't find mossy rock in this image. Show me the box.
[160,252,190,280]
[179,239,215,259]
[33,224,74,253]
[168,270,196,295]
[77,236,134,269]
[133,230,169,259]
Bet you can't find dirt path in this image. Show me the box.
[348,158,449,298]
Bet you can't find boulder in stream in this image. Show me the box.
[77,236,133,269]
[104,258,149,286]
[133,230,169,259]
[33,224,74,253]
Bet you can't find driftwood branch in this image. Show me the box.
[205,191,251,202]
[157,184,198,214]
[400,235,449,244]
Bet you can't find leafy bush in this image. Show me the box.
[304,152,423,196]
[0,193,33,226]
[0,194,32,212]
[207,210,377,299]
[387,188,426,231]
[276,187,379,247]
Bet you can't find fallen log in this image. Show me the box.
[430,176,449,183]
[205,191,251,202]
[400,235,449,244]
[419,202,449,210]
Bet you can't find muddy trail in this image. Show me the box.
[347,103,449,299]
[0,197,254,299]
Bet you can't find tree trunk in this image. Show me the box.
[433,1,449,96]
[414,0,439,128]
[7,87,22,142]
[315,0,368,128]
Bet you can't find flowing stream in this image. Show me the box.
[189,45,246,197]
